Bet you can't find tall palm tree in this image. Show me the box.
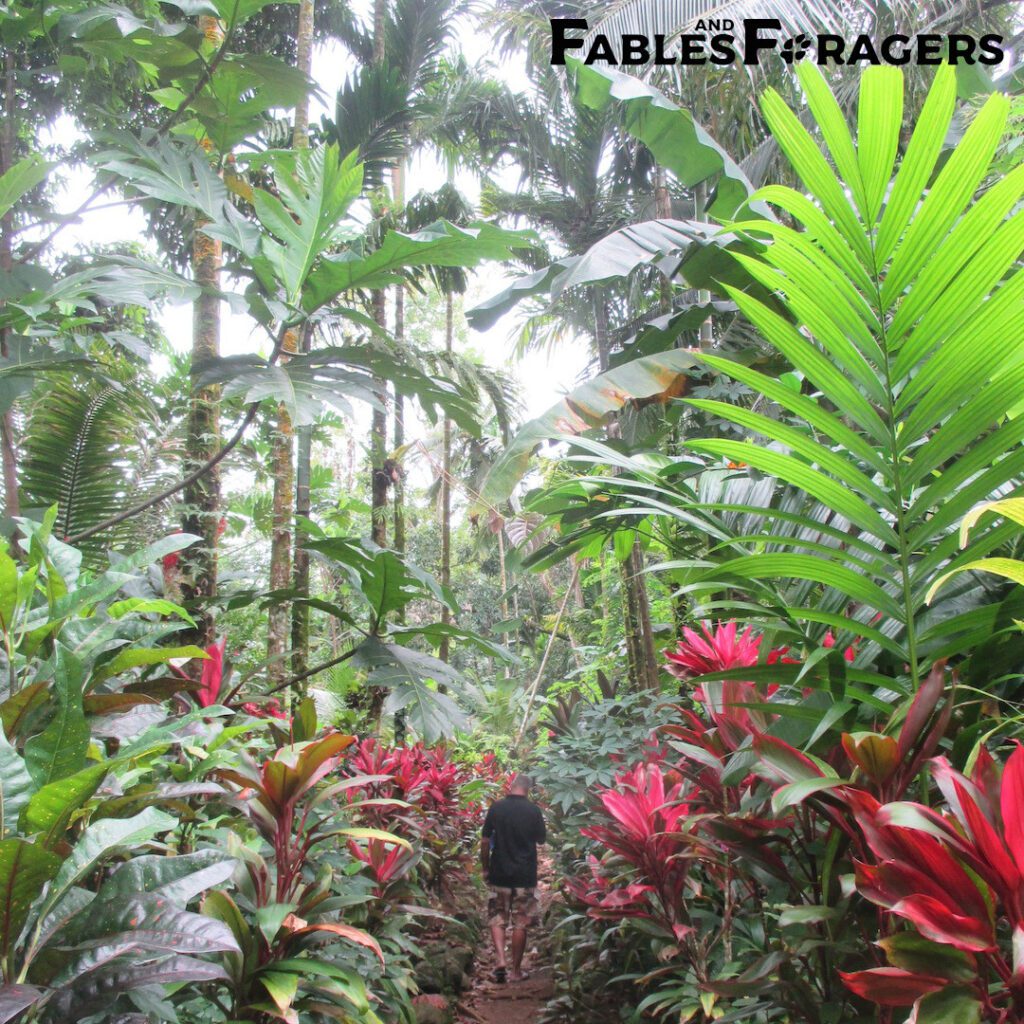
[455,50,663,687]
[180,13,226,649]
[324,0,467,551]
[266,0,317,691]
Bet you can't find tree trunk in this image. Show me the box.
[180,14,224,647]
[438,291,454,664]
[267,384,296,687]
[392,161,405,558]
[593,288,659,690]
[0,47,19,522]
[694,180,713,350]
[289,0,315,680]
[368,0,388,550]
[268,0,313,689]
[365,0,389,727]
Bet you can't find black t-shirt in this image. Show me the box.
[482,795,546,888]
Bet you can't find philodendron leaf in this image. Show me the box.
[351,637,467,743]
[0,732,34,839]
[0,839,62,963]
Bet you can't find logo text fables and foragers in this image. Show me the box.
[550,18,1004,67]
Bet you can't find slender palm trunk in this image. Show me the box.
[290,0,315,680]
[439,291,454,664]
[369,0,388,552]
[0,48,19,522]
[392,161,406,557]
[269,0,313,688]
[181,14,224,646]
[593,288,659,690]
[694,180,713,350]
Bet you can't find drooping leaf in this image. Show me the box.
[479,348,700,508]
[570,60,763,220]
[351,637,466,742]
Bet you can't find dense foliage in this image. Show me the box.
[2,0,1024,1022]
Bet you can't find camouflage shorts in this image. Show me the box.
[487,886,539,929]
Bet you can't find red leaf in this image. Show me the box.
[1001,744,1024,870]
[890,894,996,952]
[839,968,947,1006]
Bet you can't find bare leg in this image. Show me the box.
[510,927,528,979]
[490,923,507,969]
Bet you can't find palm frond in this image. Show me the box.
[20,374,162,553]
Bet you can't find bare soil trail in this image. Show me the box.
[455,860,557,1024]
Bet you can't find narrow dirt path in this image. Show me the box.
[455,861,556,1024]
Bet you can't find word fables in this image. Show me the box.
[550,18,1004,67]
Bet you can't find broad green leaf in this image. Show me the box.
[771,777,843,813]
[92,645,208,684]
[0,985,42,1024]
[0,733,34,839]
[352,637,466,742]
[466,258,576,332]
[252,145,362,303]
[20,763,108,845]
[570,60,762,220]
[911,986,981,1024]
[255,903,296,945]
[106,598,194,624]
[24,647,88,786]
[479,348,700,508]
[64,891,240,954]
[0,839,62,961]
[0,154,50,220]
[259,970,299,1015]
[48,808,176,904]
[98,849,236,905]
[879,933,975,983]
[303,220,533,313]
[0,547,18,634]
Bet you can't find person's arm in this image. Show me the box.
[534,807,547,846]
[481,807,493,875]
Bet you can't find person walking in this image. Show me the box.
[481,774,546,983]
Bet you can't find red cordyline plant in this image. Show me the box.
[838,746,1024,1022]
[341,739,500,893]
[663,621,804,749]
[572,762,695,942]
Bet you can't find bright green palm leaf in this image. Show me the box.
[856,66,903,223]
[882,91,1010,305]
[686,439,896,542]
[758,88,869,265]
[875,65,957,261]
[685,400,891,509]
